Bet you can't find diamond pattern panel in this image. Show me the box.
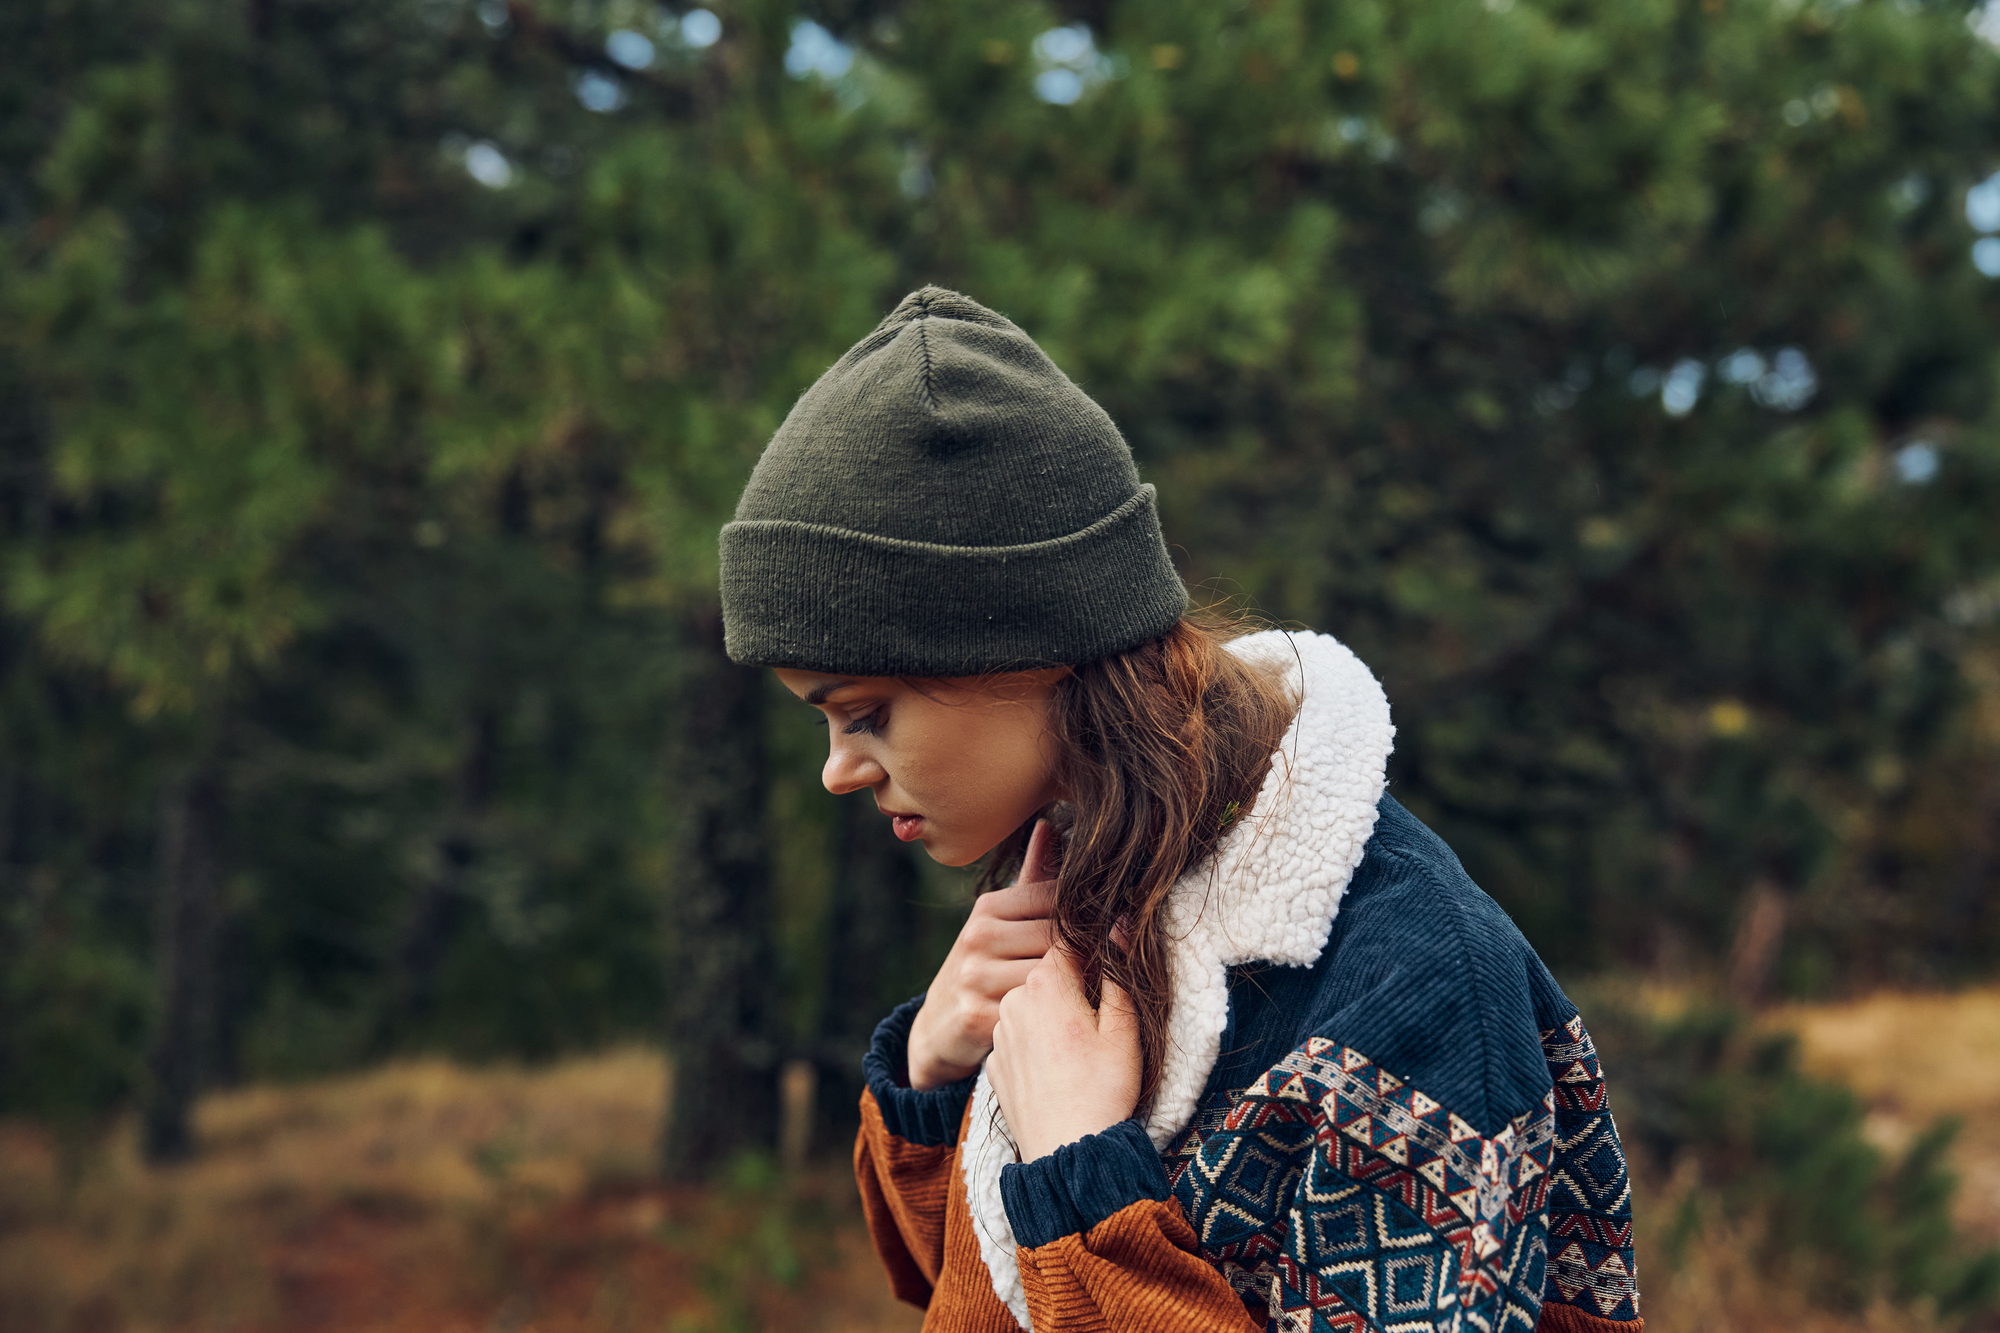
[1163,1019,1642,1331]
[1538,1015,1640,1323]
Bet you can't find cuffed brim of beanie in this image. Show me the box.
[719,486,1189,676]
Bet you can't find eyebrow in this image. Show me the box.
[804,679,860,706]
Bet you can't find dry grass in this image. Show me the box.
[1634,1191,1945,1333]
[3,989,1999,1332]
[1631,1166,1970,1333]
[1625,984,2000,1333]
[1773,985,2000,1240]
[0,1049,919,1333]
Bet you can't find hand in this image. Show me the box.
[906,820,1057,1090]
[986,941,1142,1163]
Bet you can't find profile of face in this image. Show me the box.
[773,668,1068,867]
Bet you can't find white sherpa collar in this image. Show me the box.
[960,630,1395,1328]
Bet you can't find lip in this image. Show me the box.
[882,809,925,842]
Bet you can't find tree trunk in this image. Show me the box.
[801,789,924,1151]
[371,707,499,1053]
[660,609,778,1181]
[1931,761,2000,970]
[826,789,919,1030]
[1725,878,1787,1009]
[143,766,224,1163]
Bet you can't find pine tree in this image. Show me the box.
[1,0,1996,1177]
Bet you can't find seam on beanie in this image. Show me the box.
[913,290,937,412]
[915,322,937,411]
[916,320,936,410]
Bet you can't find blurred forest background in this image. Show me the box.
[5,0,2000,1328]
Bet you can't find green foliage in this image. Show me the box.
[0,870,152,1125]
[0,0,1996,1207]
[1590,995,2000,1319]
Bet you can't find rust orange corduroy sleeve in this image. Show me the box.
[855,1086,957,1308]
[1015,1196,1261,1332]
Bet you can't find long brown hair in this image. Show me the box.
[974,613,1298,1116]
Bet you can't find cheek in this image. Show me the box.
[964,713,1057,814]
[901,710,1054,817]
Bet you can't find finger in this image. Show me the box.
[983,916,1054,959]
[1043,941,1092,1010]
[982,875,1057,922]
[1097,970,1139,1036]
[961,912,1048,958]
[1019,818,1057,887]
[1014,869,1057,921]
[975,958,1041,997]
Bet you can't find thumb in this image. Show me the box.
[1095,966,1138,1038]
[1046,939,1091,1006]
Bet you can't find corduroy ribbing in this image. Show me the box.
[1000,1119,1171,1249]
[1018,1200,1264,1331]
[864,995,975,1147]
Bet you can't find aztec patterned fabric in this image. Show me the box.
[1541,1017,1640,1323]
[1162,1017,1639,1331]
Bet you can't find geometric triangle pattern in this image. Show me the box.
[1161,1022,1642,1330]
[1539,1015,1640,1323]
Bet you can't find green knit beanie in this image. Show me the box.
[719,287,1188,676]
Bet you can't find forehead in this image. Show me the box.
[771,669,898,704]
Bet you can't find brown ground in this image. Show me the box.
[0,1050,918,1333]
[1,987,1996,1333]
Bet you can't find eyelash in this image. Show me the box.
[815,711,883,737]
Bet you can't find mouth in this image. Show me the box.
[881,809,925,842]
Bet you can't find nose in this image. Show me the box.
[822,731,886,796]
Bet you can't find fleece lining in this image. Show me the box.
[957,630,1395,1327]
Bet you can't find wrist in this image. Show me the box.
[909,1049,979,1091]
[907,999,983,1089]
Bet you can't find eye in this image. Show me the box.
[842,709,883,737]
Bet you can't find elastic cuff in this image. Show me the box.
[862,995,974,1147]
[999,1119,1171,1249]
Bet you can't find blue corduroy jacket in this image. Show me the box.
[858,633,1642,1332]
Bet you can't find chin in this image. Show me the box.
[926,842,980,868]
[922,831,997,869]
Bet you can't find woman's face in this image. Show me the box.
[773,667,1067,867]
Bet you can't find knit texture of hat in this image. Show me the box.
[719,287,1188,677]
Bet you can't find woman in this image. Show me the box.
[718,288,1642,1332]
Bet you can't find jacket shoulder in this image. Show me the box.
[1294,795,1575,1134]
